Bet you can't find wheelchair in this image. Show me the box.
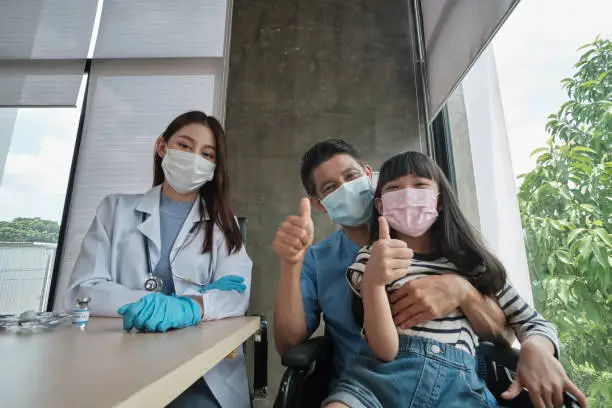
[272,333,582,408]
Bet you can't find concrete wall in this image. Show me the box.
[225,0,423,404]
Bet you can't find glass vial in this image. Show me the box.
[72,297,91,328]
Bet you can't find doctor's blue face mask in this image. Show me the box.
[320,176,375,227]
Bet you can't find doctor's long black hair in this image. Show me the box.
[153,111,243,255]
[372,151,507,296]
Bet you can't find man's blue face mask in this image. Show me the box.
[320,176,374,227]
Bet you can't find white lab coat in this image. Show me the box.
[65,185,253,408]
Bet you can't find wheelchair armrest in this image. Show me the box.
[275,336,335,408]
[477,342,521,395]
[477,341,520,373]
[477,342,581,408]
[281,336,334,369]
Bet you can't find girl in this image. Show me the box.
[66,111,252,408]
[324,151,585,408]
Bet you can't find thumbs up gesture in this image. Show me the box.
[273,198,315,264]
[364,217,414,286]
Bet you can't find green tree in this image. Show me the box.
[518,37,611,407]
[0,217,60,243]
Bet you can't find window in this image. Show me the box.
[0,0,233,312]
[444,1,611,405]
[0,0,96,314]
[493,2,612,405]
[0,90,84,313]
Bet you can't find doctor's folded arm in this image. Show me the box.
[64,111,253,408]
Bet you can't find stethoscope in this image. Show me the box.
[141,212,213,292]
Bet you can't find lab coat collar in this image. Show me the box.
[136,186,162,250]
[135,185,209,248]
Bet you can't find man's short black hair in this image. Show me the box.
[300,139,363,196]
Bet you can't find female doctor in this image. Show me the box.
[65,111,252,408]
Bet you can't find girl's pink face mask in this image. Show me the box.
[381,187,439,237]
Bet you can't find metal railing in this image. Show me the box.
[0,242,56,314]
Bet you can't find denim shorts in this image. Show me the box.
[323,336,499,408]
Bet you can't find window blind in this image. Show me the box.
[0,0,97,106]
[93,0,228,58]
[421,0,519,122]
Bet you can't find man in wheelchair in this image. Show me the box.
[272,140,586,408]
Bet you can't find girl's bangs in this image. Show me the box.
[376,152,439,195]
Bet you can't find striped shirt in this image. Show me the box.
[347,246,559,356]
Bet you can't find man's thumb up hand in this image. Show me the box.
[300,197,311,221]
[300,198,314,246]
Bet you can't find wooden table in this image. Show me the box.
[0,316,260,408]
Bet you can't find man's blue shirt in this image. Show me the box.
[301,229,365,377]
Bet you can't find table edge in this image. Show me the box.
[115,316,261,408]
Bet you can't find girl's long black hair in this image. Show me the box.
[372,151,507,296]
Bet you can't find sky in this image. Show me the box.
[492,0,612,179]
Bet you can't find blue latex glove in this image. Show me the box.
[199,275,247,294]
[118,293,201,333]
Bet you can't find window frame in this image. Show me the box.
[45,59,92,311]
[430,106,457,192]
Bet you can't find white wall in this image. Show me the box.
[460,46,533,304]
